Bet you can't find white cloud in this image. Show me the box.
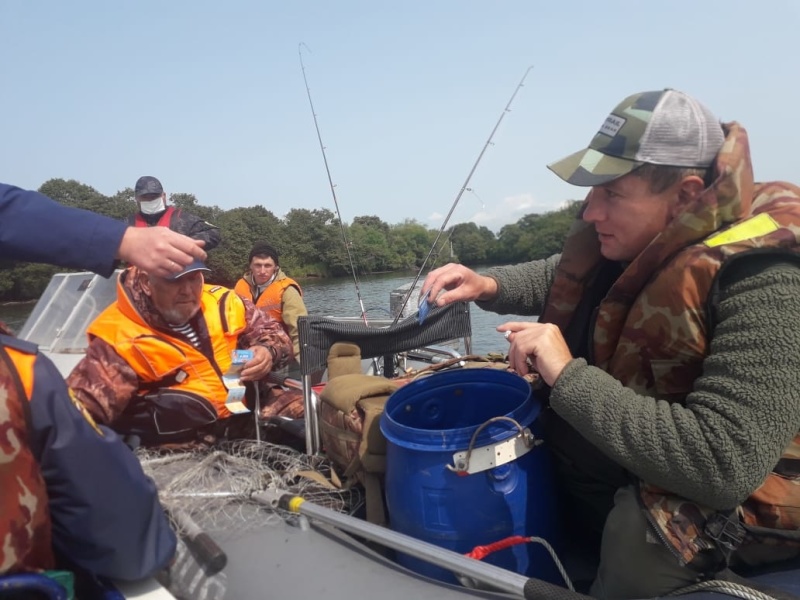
[471,193,564,232]
[427,193,568,232]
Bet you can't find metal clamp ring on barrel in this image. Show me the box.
[446,416,539,476]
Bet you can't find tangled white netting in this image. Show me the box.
[137,440,363,535]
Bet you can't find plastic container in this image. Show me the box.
[380,368,561,585]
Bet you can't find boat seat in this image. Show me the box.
[291,301,473,455]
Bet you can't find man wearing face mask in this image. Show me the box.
[131,175,221,251]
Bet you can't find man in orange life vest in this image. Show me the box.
[68,260,297,446]
[131,175,222,251]
[234,242,307,365]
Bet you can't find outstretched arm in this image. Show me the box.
[1,182,127,276]
[476,254,560,316]
[1,182,206,278]
[421,255,560,316]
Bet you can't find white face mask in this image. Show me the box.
[139,196,166,215]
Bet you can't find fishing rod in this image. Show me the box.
[426,187,484,270]
[298,43,370,325]
[393,66,534,324]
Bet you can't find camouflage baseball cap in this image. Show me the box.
[548,89,725,187]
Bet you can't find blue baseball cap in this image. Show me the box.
[169,259,211,280]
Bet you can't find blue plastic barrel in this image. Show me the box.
[380,368,561,585]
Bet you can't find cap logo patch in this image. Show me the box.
[599,114,626,138]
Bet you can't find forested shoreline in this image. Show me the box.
[0,178,581,301]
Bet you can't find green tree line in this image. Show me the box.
[0,178,582,301]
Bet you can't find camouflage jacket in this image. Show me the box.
[68,267,293,427]
[540,123,800,565]
[1,327,177,580]
[0,332,53,574]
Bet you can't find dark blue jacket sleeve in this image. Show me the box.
[0,182,127,277]
[26,349,177,581]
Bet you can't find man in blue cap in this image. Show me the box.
[131,175,222,251]
[68,259,294,447]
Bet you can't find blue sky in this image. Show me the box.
[3,0,799,233]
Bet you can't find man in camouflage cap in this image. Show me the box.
[422,89,800,597]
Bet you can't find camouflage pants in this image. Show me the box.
[543,410,800,599]
[591,485,704,599]
[543,411,718,598]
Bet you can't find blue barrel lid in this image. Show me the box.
[380,368,540,451]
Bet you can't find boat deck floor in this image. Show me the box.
[217,517,516,600]
[195,509,800,600]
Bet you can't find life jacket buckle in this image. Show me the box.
[704,512,746,552]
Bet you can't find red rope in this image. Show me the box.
[464,535,531,560]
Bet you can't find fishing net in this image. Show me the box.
[137,439,364,536]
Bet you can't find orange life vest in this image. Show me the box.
[234,275,300,324]
[87,281,247,420]
[0,340,54,574]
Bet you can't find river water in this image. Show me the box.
[0,271,533,355]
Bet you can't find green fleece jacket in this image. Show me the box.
[477,256,800,510]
